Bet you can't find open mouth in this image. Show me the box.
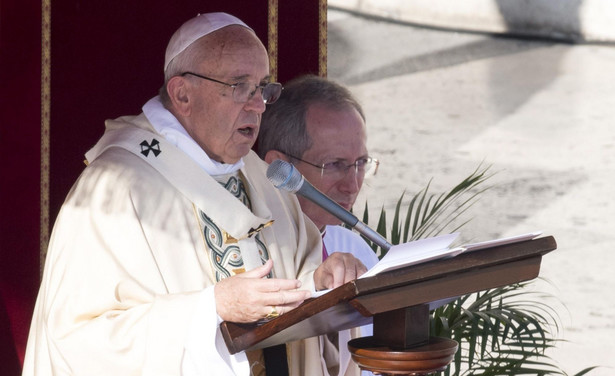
[237,126,255,137]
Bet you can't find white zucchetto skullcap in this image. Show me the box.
[164,12,253,72]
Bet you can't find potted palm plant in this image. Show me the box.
[357,165,598,376]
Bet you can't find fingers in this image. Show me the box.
[238,260,305,291]
[268,288,311,307]
[261,294,309,320]
[330,259,347,289]
[237,258,273,279]
[260,290,310,321]
[262,288,312,318]
[355,259,368,278]
[214,266,311,323]
[314,252,367,291]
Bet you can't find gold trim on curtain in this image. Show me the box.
[268,0,279,82]
[319,0,327,77]
[41,0,51,274]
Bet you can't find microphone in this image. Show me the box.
[267,159,392,251]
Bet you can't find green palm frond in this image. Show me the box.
[361,163,493,257]
[431,282,567,375]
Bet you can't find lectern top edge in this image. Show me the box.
[221,235,557,354]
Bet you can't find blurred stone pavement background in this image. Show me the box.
[326,3,615,374]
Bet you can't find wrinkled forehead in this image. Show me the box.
[195,27,269,75]
[204,26,265,55]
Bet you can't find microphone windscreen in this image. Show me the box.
[267,160,304,193]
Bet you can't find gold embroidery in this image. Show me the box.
[267,0,279,82]
[222,220,275,244]
[318,0,327,77]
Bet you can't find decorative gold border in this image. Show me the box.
[41,0,51,273]
[319,0,327,77]
[268,0,279,81]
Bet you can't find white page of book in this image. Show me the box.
[359,233,461,279]
[462,231,542,252]
[311,231,543,297]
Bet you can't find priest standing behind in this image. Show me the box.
[258,74,380,376]
[22,13,366,376]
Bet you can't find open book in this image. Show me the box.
[313,231,542,297]
[360,231,543,279]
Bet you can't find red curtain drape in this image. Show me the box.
[0,0,324,373]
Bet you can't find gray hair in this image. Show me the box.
[257,75,365,159]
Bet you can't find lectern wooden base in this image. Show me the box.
[348,336,458,376]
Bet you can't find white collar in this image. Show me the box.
[142,96,244,176]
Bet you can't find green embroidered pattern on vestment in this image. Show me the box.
[222,175,252,208]
[198,173,270,281]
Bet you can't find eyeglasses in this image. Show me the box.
[284,153,379,180]
[180,72,283,104]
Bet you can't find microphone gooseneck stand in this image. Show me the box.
[267,160,457,375]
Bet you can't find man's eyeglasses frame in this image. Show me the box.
[282,152,379,179]
[180,72,283,104]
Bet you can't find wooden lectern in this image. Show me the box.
[221,236,557,375]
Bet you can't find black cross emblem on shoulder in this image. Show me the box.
[140,139,161,157]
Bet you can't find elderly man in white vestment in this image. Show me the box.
[22,13,367,376]
[258,75,380,376]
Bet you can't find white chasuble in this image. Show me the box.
[23,114,325,376]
